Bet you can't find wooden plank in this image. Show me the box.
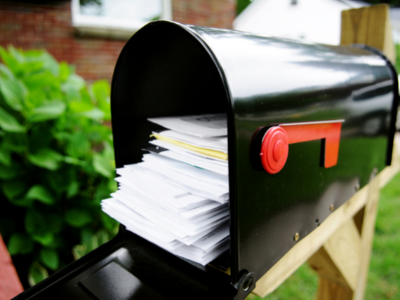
[252,143,399,297]
[323,219,361,291]
[340,4,395,63]
[383,8,396,63]
[316,278,353,300]
[353,174,380,300]
[308,219,360,300]
[308,246,351,289]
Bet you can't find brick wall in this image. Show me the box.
[0,0,235,82]
[0,1,125,82]
[173,0,236,29]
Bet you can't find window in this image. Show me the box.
[72,0,172,39]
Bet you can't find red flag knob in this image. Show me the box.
[260,127,289,174]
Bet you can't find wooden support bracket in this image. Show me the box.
[308,172,380,300]
[252,142,399,299]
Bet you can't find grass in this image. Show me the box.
[247,170,400,300]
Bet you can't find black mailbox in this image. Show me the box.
[15,21,398,300]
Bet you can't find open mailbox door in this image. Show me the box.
[15,21,398,300]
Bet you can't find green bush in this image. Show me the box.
[0,46,118,286]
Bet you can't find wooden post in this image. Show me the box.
[340,4,396,63]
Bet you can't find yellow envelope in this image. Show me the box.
[151,134,228,161]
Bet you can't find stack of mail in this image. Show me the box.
[101,114,230,266]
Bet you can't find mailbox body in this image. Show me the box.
[111,21,398,283]
[14,21,398,300]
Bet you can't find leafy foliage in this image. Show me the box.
[237,0,252,15]
[396,44,400,72]
[0,46,118,286]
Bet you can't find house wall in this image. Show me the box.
[233,0,365,45]
[0,0,235,82]
[173,0,235,29]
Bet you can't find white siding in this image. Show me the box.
[234,0,367,45]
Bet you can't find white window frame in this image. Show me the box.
[71,0,172,39]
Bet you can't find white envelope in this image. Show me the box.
[155,130,228,153]
[148,114,227,138]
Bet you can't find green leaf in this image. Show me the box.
[65,209,92,227]
[0,163,19,180]
[63,74,85,90]
[59,62,71,82]
[28,101,66,123]
[25,210,62,240]
[92,80,110,103]
[28,262,48,286]
[8,46,25,63]
[91,80,111,120]
[72,244,87,260]
[68,100,93,113]
[66,132,90,158]
[2,131,26,152]
[8,232,33,255]
[45,168,72,193]
[81,108,104,120]
[47,214,64,234]
[41,52,59,77]
[0,77,27,111]
[42,235,62,249]
[39,248,59,270]
[28,148,63,170]
[2,179,28,200]
[81,227,94,245]
[67,181,79,198]
[0,63,15,79]
[28,125,52,153]
[108,179,117,192]
[64,156,86,166]
[95,229,110,246]
[101,212,119,232]
[94,182,112,204]
[24,70,57,92]
[25,185,55,205]
[0,106,26,132]
[0,46,21,75]
[32,232,54,246]
[0,143,11,166]
[79,228,96,253]
[9,196,34,207]
[93,152,114,178]
[28,213,62,241]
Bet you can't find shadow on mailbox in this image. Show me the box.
[14,21,399,300]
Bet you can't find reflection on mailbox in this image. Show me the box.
[15,21,398,300]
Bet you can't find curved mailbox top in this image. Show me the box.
[111,21,398,284]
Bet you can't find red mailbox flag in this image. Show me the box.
[260,120,343,174]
